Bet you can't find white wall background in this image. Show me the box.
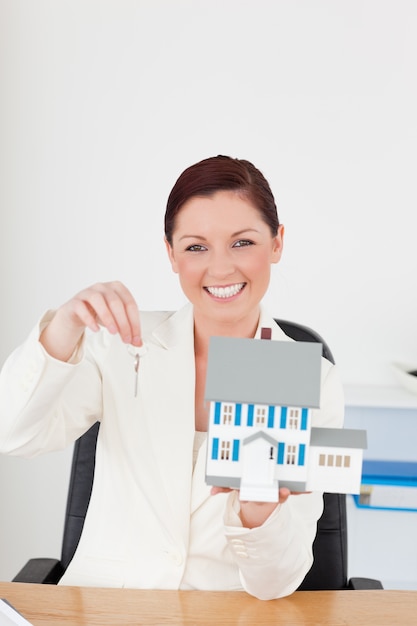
[0,0,416,582]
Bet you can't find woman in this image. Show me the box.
[0,155,344,599]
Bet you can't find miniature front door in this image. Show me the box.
[240,437,278,501]
[241,438,275,486]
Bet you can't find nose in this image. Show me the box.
[207,249,235,280]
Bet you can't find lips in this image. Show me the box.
[204,283,246,299]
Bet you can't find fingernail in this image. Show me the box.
[108,324,118,334]
[132,336,142,347]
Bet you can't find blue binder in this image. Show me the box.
[353,460,417,512]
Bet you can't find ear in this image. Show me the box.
[164,237,179,273]
[271,224,284,264]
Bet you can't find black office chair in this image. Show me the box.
[13,319,382,590]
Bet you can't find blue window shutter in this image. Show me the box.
[214,402,221,425]
[235,404,242,426]
[267,405,275,428]
[247,404,254,427]
[280,407,287,429]
[212,438,219,460]
[277,442,285,465]
[301,408,308,430]
[298,444,306,466]
[232,439,240,461]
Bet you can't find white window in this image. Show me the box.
[288,409,300,429]
[222,404,233,425]
[286,444,297,465]
[221,440,231,460]
[255,406,266,426]
[318,453,351,468]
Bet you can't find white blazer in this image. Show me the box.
[0,303,344,599]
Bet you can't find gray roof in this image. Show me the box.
[205,336,322,408]
[310,427,367,450]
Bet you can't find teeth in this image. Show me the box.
[206,283,245,298]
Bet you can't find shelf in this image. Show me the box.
[344,385,417,410]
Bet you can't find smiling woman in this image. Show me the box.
[164,156,284,348]
[0,155,344,600]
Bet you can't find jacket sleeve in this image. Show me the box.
[0,312,102,457]
[223,360,345,600]
[224,490,323,599]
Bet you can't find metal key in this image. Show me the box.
[127,343,147,398]
[134,353,140,397]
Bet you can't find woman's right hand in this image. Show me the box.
[40,281,142,362]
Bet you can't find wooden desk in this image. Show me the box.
[0,582,415,626]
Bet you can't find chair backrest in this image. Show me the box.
[60,319,347,589]
[61,419,100,570]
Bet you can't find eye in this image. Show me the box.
[233,239,254,248]
[186,244,207,252]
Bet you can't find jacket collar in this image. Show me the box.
[151,301,289,348]
[256,306,292,341]
[151,302,194,350]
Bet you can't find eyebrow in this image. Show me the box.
[178,228,260,242]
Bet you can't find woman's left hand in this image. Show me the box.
[211,486,306,528]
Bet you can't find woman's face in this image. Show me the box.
[165,190,284,331]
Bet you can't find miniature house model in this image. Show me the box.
[205,332,367,502]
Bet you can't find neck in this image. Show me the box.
[193,308,260,357]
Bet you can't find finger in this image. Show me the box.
[66,294,106,333]
[98,285,133,343]
[73,288,120,336]
[211,486,233,496]
[109,282,142,345]
[278,487,291,504]
[78,282,141,345]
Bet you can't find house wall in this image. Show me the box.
[274,456,309,485]
[206,401,312,485]
[306,448,363,493]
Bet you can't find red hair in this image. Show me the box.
[164,155,279,244]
